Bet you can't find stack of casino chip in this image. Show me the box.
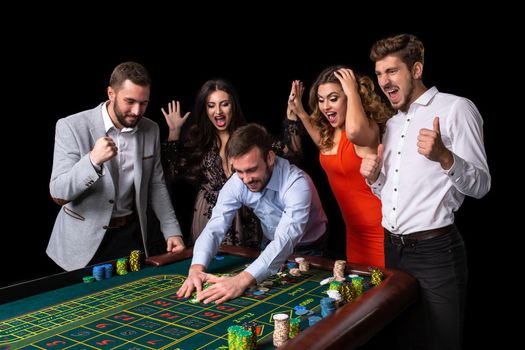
[242,321,258,347]
[289,317,301,338]
[129,250,142,272]
[320,297,336,318]
[326,290,342,307]
[92,265,105,281]
[272,313,290,347]
[370,267,384,286]
[103,263,113,279]
[116,258,128,275]
[340,283,356,303]
[328,280,342,292]
[227,325,256,349]
[333,260,346,281]
[351,276,364,296]
[295,257,310,272]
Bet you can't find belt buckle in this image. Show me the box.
[389,233,401,246]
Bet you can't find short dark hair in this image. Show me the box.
[226,123,273,160]
[109,61,151,89]
[370,34,424,69]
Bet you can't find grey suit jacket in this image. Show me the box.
[47,103,182,271]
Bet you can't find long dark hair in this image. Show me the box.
[184,79,246,180]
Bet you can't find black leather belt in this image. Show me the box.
[385,225,453,246]
[107,212,136,229]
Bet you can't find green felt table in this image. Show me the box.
[0,246,418,350]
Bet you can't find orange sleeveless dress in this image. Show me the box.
[319,135,384,267]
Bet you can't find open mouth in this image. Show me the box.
[325,112,337,125]
[385,87,400,104]
[214,115,226,127]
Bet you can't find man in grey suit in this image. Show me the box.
[47,62,185,271]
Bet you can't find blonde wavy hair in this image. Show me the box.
[308,65,393,150]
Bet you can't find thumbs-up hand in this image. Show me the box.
[360,144,384,183]
[417,117,453,169]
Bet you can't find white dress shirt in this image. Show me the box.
[371,87,490,234]
[102,102,137,218]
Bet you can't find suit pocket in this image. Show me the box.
[63,206,85,221]
[143,155,154,160]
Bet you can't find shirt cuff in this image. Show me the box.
[444,152,462,181]
[244,264,266,284]
[89,155,103,176]
[192,251,213,269]
[369,173,385,190]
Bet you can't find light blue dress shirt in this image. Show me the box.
[192,156,327,283]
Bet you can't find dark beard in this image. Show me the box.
[113,103,139,128]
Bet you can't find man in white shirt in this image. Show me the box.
[177,123,327,304]
[361,34,490,350]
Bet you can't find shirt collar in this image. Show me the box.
[412,86,439,107]
[102,101,137,134]
[264,156,282,192]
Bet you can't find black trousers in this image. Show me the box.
[88,219,143,265]
[385,225,467,350]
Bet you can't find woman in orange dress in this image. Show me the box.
[288,66,392,267]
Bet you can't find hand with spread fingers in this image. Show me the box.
[197,271,256,304]
[334,68,359,97]
[176,264,213,298]
[161,100,191,142]
[287,80,306,119]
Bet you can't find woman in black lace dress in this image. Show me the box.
[161,79,301,247]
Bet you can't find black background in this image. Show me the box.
[2,14,508,347]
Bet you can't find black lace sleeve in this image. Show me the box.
[272,119,304,164]
[161,140,186,183]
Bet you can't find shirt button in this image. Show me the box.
[103,225,108,230]
[109,200,114,204]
